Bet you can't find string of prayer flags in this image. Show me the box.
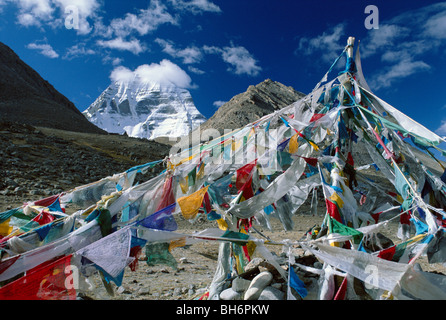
[177,186,209,220]
[207,173,233,207]
[31,210,55,226]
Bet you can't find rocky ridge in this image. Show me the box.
[197,79,305,134]
[0,42,105,135]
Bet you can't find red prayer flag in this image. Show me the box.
[236,160,257,190]
[333,277,348,300]
[377,246,396,261]
[31,211,55,226]
[155,176,176,211]
[0,255,76,300]
[310,113,325,122]
[33,194,62,207]
[325,199,343,223]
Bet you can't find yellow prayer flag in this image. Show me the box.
[309,141,320,151]
[289,133,299,154]
[216,218,228,231]
[246,241,257,258]
[0,218,13,237]
[177,186,209,220]
[179,176,189,194]
[329,192,344,208]
[197,162,205,180]
[169,238,187,252]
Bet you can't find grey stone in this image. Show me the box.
[220,288,241,300]
[258,286,285,300]
[232,277,251,293]
[244,271,273,300]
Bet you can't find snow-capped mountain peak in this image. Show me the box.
[83,77,206,140]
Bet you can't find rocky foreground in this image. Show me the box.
[0,121,170,211]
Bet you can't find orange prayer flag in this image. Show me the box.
[177,186,209,220]
[289,133,299,154]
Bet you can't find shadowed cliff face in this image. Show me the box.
[0,42,105,134]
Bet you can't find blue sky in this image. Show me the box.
[1,0,446,143]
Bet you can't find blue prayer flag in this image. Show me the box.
[137,203,177,231]
[289,266,308,298]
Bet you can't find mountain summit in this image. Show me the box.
[198,79,306,134]
[0,42,104,134]
[83,77,206,141]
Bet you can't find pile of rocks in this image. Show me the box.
[218,253,321,301]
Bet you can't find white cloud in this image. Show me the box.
[213,100,227,108]
[15,0,54,27]
[358,3,446,91]
[423,11,446,40]
[97,37,145,55]
[220,46,262,76]
[107,0,178,38]
[155,38,203,64]
[110,59,194,89]
[188,65,205,75]
[9,0,100,34]
[55,0,101,35]
[369,59,431,90]
[436,120,446,136]
[168,0,221,15]
[63,43,95,60]
[26,41,59,58]
[297,23,346,63]
[204,44,262,76]
[361,24,409,58]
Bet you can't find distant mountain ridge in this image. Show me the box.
[197,79,306,134]
[0,42,104,134]
[83,78,207,141]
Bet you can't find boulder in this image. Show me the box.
[220,288,241,300]
[232,276,251,293]
[258,286,285,300]
[244,271,273,300]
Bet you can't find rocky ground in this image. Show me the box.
[0,121,170,211]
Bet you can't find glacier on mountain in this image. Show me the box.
[83,78,206,140]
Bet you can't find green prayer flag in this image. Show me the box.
[188,167,196,187]
[221,230,249,246]
[329,217,363,244]
[145,242,178,270]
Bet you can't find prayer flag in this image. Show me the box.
[138,203,178,231]
[32,211,55,226]
[0,255,76,300]
[155,176,175,212]
[145,242,178,270]
[289,266,308,299]
[289,133,299,154]
[177,186,209,220]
